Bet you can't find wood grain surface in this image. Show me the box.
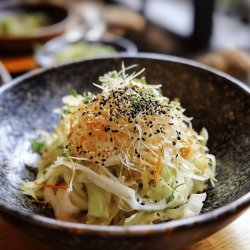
[0,208,249,250]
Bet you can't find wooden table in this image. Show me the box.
[0,208,249,250]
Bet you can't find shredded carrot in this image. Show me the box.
[79,135,85,145]
[180,147,190,158]
[61,122,65,134]
[67,111,77,140]
[70,113,76,133]
[154,155,162,178]
[35,182,68,189]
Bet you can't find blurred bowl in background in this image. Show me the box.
[35,37,138,68]
[0,2,69,52]
[196,48,250,85]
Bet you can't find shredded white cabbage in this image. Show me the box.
[21,64,216,225]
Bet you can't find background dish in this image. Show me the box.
[35,37,138,68]
[0,54,249,250]
[0,2,69,52]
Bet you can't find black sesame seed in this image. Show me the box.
[104,127,110,132]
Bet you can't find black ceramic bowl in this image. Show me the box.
[0,54,249,250]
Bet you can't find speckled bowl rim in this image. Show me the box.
[0,53,249,235]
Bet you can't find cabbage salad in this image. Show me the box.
[22,64,216,225]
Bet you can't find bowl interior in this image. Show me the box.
[0,56,249,220]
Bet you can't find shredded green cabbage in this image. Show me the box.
[21,64,216,225]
